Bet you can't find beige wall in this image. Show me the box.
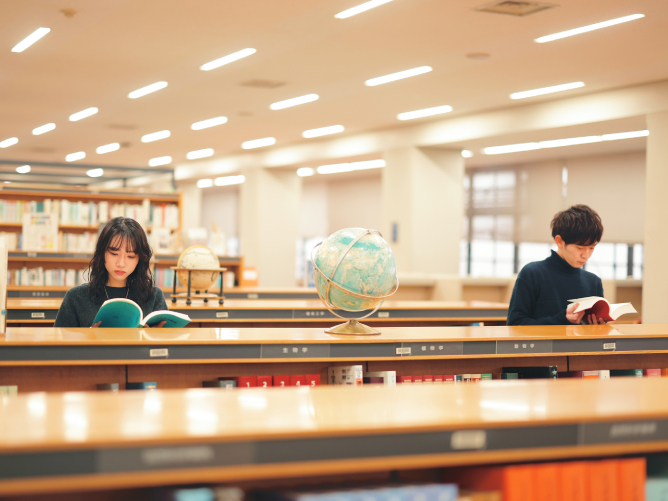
[201,185,239,238]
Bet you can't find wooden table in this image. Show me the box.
[5,299,508,327]
[1,324,667,392]
[0,377,667,496]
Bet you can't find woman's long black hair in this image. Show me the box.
[86,217,154,306]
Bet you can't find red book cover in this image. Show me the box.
[534,463,558,501]
[305,374,320,386]
[434,375,444,382]
[256,375,272,388]
[558,461,587,501]
[399,376,413,383]
[588,460,619,501]
[618,458,646,501]
[413,375,424,383]
[644,369,661,377]
[273,375,290,387]
[237,376,257,388]
[423,375,434,383]
[662,368,668,377]
[289,375,306,387]
[448,465,534,501]
[443,375,455,382]
[471,374,482,382]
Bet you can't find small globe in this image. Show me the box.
[313,228,397,312]
[176,245,221,291]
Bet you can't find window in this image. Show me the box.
[584,243,630,280]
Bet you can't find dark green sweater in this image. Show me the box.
[507,251,604,325]
[54,284,168,328]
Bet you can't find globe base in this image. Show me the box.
[325,319,381,336]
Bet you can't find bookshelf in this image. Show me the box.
[0,377,664,496]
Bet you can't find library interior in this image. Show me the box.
[2,0,668,499]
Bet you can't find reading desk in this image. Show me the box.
[0,378,667,496]
[0,324,666,392]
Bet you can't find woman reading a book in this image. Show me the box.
[54,217,168,327]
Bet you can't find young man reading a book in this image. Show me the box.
[507,204,606,326]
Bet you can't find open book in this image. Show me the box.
[93,298,191,328]
[568,296,637,322]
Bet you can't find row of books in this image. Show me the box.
[0,199,180,228]
[399,368,664,382]
[9,267,86,286]
[204,375,322,388]
[152,268,236,289]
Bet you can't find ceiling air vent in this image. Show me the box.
[475,1,558,16]
[241,79,286,89]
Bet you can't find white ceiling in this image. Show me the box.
[0,0,666,181]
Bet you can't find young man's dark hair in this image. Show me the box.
[507,204,605,326]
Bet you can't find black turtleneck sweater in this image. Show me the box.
[507,250,604,325]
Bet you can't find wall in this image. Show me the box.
[201,186,239,238]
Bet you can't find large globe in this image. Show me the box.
[313,228,397,312]
[177,245,221,291]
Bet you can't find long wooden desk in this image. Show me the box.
[0,324,666,392]
[0,378,667,495]
[5,299,508,327]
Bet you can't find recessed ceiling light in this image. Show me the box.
[149,156,172,167]
[242,137,276,149]
[197,179,213,188]
[12,27,50,53]
[270,94,319,110]
[397,105,452,120]
[16,165,31,174]
[32,123,55,135]
[483,130,649,155]
[214,175,245,186]
[69,107,98,121]
[128,81,168,99]
[335,0,392,19]
[317,159,386,174]
[191,116,228,130]
[297,167,315,177]
[141,130,170,143]
[535,14,644,43]
[86,168,104,178]
[66,152,86,162]
[510,82,585,100]
[187,148,214,160]
[365,66,432,86]
[303,125,344,138]
[0,137,18,148]
[461,150,473,158]
[200,48,256,71]
[96,143,120,154]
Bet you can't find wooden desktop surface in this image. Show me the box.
[2,378,668,494]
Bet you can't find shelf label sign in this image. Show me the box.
[451,430,487,450]
[149,348,169,358]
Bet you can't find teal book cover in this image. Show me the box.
[93,298,191,328]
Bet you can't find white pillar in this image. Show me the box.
[239,168,301,287]
[381,147,464,276]
[643,112,668,323]
[178,183,202,233]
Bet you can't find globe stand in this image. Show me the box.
[325,319,380,336]
[170,267,227,305]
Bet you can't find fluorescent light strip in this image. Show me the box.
[335,0,392,19]
[511,82,585,100]
[297,167,315,177]
[270,94,319,110]
[66,152,86,162]
[141,130,170,143]
[398,105,452,120]
[461,150,473,158]
[0,138,18,148]
[87,168,104,178]
[535,14,645,43]
[69,107,98,121]
[200,48,256,71]
[187,148,214,160]
[197,179,213,188]
[242,137,275,149]
[483,130,649,155]
[317,159,385,175]
[215,175,245,186]
[303,125,344,138]
[149,156,172,167]
[16,165,31,174]
[32,123,55,135]
[128,81,168,99]
[366,66,432,87]
[12,28,50,53]
[96,143,120,154]
[191,116,227,130]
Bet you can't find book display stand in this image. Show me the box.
[170,266,227,305]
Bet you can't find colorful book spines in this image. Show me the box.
[206,375,322,389]
[126,382,157,390]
